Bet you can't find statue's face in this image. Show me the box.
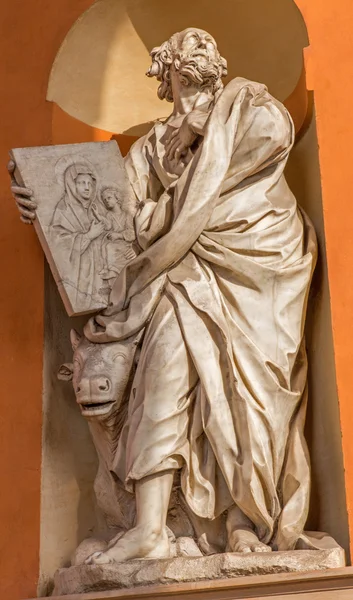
[178,28,218,62]
[58,330,140,421]
[102,189,118,210]
[75,173,94,201]
[146,27,226,103]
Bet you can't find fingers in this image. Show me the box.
[14,185,37,222]
[175,146,186,161]
[20,215,33,225]
[14,193,37,224]
[91,206,100,220]
[251,544,272,553]
[14,196,37,210]
[7,159,16,180]
[167,139,179,160]
[7,160,20,189]
[167,129,178,146]
[234,543,252,553]
[166,137,182,161]
[17,206,36,220]
[165,129,178,149]
[11,185,33,198]
[165,129,180,158]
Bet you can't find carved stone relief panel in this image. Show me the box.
[11,141,136,315]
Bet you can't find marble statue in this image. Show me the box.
[10,141,134,315]
[57,327,216,562]
[12,27,340,579]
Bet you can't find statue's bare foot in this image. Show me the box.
[228,529,272,553]
[85,525,171,564]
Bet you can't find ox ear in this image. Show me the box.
[70,329,82,351]
[57,363,74,381]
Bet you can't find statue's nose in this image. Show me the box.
[76,378,89,395]
[76,376,111,397]
[91,377,111,394]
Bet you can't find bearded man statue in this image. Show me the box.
[12,28,319,564]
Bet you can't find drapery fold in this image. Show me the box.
[85,78,318,550]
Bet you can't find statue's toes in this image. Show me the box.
[251,543,272,553]
[85,551,113,565]
[233,543,252,553]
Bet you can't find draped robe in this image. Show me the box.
[85,78,319,550]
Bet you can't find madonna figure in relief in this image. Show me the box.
[50,161,106,311]
[11,28,319,563]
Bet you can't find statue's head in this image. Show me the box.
[75,173,95,202]
[146,28,228,102]
[58,329,142,422]
[64,162,97,205]
[100,185,121,211]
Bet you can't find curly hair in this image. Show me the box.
[100,185,122,206]
[146,29,228,103]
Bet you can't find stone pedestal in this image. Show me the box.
[53,548,345,596]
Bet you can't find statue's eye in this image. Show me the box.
[112,352,128,363]
[185,33,198,44]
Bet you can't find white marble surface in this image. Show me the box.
[10,141,134,315]
[13,26,338,582]
[83,28,319,563]
[53,549,346,595]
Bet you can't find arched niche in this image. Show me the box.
[39,1,350,594]
[47,0,309,136]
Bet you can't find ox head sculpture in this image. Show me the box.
[58,329,143,421]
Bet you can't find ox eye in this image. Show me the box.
[112,353,128,362]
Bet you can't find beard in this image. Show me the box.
[177,50,221,90]
[147,39,226,102]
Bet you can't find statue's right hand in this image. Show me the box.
[8,160,37,224]
[87,220,105,240]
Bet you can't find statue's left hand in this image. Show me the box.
[165,117,198,162]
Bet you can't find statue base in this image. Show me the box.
[53,548,345,596]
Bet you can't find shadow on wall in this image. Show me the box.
[285,112,350,559]
[47,0,308,135]
[40,265,100,596]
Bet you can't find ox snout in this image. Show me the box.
[76,375,115,417]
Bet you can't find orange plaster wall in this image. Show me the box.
[1,2,353,597]
[0,3,95,599]
[295,0,353,554]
